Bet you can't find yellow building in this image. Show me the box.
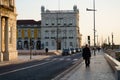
[17,20,41,50]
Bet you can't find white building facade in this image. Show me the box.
[41,6,81,50]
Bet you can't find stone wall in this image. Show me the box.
[0,0,18,61]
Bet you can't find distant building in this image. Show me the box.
[41,5,82,50]
[0,0,18,61]
[17,20,41,50]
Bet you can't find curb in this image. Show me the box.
[52,58,83,80]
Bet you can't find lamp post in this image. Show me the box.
[97,35,98,47]
[30,38,32,59]
[112,33,114,50]
[86,0,96,56]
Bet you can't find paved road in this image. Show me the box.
[0,53,82,80]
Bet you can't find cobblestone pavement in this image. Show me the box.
[60,52,115,80]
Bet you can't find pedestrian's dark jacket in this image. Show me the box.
[45,48,48,53]
[82,47,91,59]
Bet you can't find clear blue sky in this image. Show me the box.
[16,0,120,46]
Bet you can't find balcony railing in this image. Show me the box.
[0,4,14,11]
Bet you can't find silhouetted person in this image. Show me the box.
[82,44,91,68]
[97,47,101,52]
[45,48,48,55]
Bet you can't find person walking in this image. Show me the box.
[45,48,48,55]
[82,44,91,68]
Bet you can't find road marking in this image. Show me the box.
[73,59,78,61]
[66,58,71,61]
[45,59,50,61]
[0,60,54,76]
[45,58,79,61]
[53,58,57,60]
[59,58,64,61]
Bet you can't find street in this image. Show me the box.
[0,53,82,80]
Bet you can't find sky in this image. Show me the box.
[16,0,120,46]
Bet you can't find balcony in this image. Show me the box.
[0,4,14,11]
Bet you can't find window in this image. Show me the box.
[58,29,61,34]
[62,37,67,39]
[45,30,49,37]
[70,19,73,25]
[38,30,41,38]
[52,23,54,25]
[45,37,49,39]
[46,24,48,25]
[51,37,55,39]
[70,42,73,46]
[63,30,67,34]
[34,25,37,27]
[45,20,49,26]
[18,29,21,38]
[69,30,73,36]
[52,40,55,46]
[69,23,72,25]
[18,41,22,49]
[57,23,60,25]
[9,27,12,44]
[27,25,31,27]
[51,30,55,34]
[51,19,55,25]
[46,42,48,46]
[25,30,28,38]
[69,37,73,39]
[31,30,34,38]
[64,42,67,46]
[69,30,73,33]
[64,23,66,25]
[45,30,49,33]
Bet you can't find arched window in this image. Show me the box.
[17,41,22,49]
[24,41,28,50]
[36,41,41,50]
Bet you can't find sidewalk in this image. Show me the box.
[0,55,52,67]
[60,52,115,80]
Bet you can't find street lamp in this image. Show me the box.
[111,33,114,50]
[86,0,96,56]
[30,38,32,59]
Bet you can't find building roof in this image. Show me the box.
[17,20,41,25]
